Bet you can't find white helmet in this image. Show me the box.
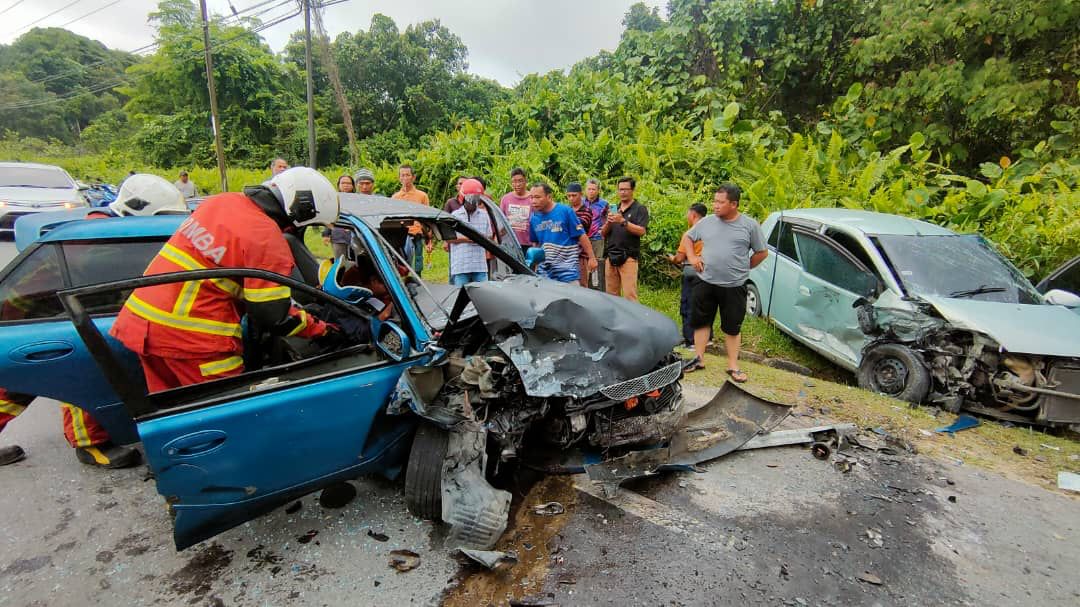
[268,167,339,227]
[109,174,187,216]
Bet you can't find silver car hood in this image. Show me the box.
[0,186,82,204]
[921,295,1080,357]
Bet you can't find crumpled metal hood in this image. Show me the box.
[920,295,1080,357]
[462,276,682,398]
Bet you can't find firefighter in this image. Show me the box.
[110,167,341,392]
[1,175,189,468]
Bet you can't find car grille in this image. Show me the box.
[600,360,683,401]
[1041,362,1080,424]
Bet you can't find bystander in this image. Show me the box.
[601,177,649,301]
[529,183,597,283]
[501,168,532,254]
[391,164,432,276]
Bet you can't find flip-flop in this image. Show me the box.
[726,369,748,383]
[683,358,706,373]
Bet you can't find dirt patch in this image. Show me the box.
[441,475,578,607]
[169,543,233,600]
[43,507,74,541]
[1,555,52,578]
[684,355,1080,492]
[116,532,153,557]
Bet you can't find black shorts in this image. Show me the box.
[690,282,747,336]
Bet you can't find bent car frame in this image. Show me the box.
[0,194,787,552]
[746,208,1080,426]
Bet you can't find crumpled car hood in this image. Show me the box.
[462,276,682,398]
[921,295,1080,357]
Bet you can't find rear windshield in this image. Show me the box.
[0,166,74,189]
[874,234,1041,304]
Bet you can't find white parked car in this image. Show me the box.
[0,162,88,236]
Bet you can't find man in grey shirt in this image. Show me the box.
[681,183,768,381]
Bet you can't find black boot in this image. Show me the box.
[75,442,142,469]
[0,445,26,466]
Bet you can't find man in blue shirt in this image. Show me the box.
[528,182,598,283]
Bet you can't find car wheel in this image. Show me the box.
[404,423,448,520]
[745,282,762,317]
[857,343,931,404]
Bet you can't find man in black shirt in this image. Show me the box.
[601,176,650,301]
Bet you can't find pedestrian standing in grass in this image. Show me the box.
[528,182,597,283]
[682,184,768,382]
[583,178,609,290]
[391,164,432,276]
[174,170,198,199]
[565,182,593,286]
[500,167,532,254]
[354,168,377,195]
[323,174,355,259]
[447,179,493,287]
[668,202,711,348]
[444,175,466,213]
[601,177,649,301]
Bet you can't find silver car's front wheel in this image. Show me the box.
[746,282,762,317]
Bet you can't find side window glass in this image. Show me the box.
[0,245,65,321]
[795,232,876,295]
[824,228,878,276]
[1046,259,1080,295]
[62,240,165,315]
[767,222,779,248]
[777,222,799,261]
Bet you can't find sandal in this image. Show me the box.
[683,357,705,373]
[726,369,748,383]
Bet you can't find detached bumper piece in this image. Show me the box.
[584,382,792,497]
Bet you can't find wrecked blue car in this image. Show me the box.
[1,195,776,552]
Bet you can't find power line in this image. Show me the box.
[13,0,88,35]
[57,0,125,29]
[23,0,295,88]
[0,0,28,17]
[0,3,303,110]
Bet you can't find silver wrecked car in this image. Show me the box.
[746,208,1080,425]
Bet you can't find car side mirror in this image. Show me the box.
[1044,288,1080,308]
[525,247,545,270]
[375,320,411,362]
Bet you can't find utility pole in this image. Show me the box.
[304,0,316,168]
[199,0,228,192]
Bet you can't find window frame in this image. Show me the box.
[792,227,879,297]
[0,242,68,324]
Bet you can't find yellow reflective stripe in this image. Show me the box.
[287,310,308,336]
[62,403,91,447]
[0,399,27,416]
[82,446,109,465]
[125,294,242,338]
[159,243,240,297]
[244,285,291,302]
[198,356,244,377]
[160,243,207,270]
[173,280,202,316]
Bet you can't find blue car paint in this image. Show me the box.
[142,358,418,549]
[15,211,185,251]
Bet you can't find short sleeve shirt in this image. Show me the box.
[605,200,650,259]
[686,213,766,287]
[586,198,609,239]
[392,188,430,235]
[528,204,585,282]
[500,192,533,245]
[449,206,492,275]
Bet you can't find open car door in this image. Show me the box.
[58,268,424,550]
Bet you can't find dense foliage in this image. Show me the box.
[1,0,1076,283]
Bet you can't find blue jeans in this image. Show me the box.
[451,272,488,287]
[409,235,424,276]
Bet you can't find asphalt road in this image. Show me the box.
[1,241,1078,606]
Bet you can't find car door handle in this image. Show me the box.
[9,341,75,362]
[162,430,228,457]
[799,286,812,296]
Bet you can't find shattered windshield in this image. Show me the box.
[874,234,1041,304]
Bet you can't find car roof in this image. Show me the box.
[0,161,70,171]
[38,215,185,243]
[340,193,450,223]
[777,208,955,236]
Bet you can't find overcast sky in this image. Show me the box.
[0,0,666,85]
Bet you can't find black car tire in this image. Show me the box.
[857,343,931,404]
[746,282,762,317]
[404,423,448,520]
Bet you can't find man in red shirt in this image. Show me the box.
[110,167,340,392]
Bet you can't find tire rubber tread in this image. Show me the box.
[404,423,448,520]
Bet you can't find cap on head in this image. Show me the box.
[354,168,375,183]
[460,178,484,196]
[110,174,187,216]
[566,182,583,193]
[268,167,339,227]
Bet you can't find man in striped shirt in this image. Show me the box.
[528,182,598,283]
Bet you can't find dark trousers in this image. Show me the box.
[680,273,712,345]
